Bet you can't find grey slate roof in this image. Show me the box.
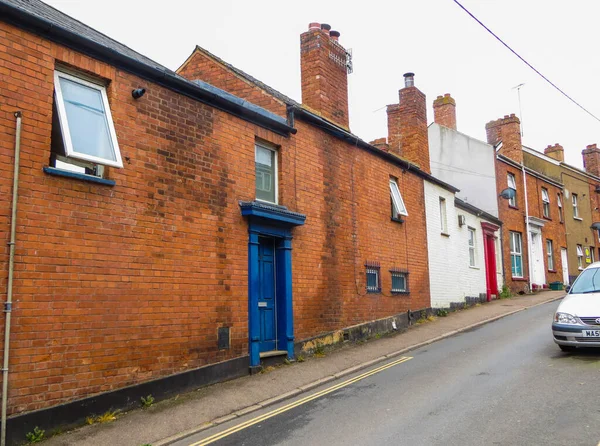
[3,0,168,73]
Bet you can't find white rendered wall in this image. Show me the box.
[428,123,499,218]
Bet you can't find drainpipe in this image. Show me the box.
[522,165,532,292]
[2,111,22,446]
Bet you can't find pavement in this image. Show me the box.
[43,290,565,446]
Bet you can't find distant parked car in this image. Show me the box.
[552,262,600,351]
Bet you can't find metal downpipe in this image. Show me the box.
[2,111,22,446]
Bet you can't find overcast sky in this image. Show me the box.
[45,0,600,169]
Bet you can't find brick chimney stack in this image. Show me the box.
[433,94,457,130]
[300,22,350,129]
[582,144,600,177]
[485,114,523,164]
[386,73,430,173]
[544,143,564,163]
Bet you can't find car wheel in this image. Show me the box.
[559,345,576,352]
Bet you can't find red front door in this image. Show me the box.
[481,223,500,301]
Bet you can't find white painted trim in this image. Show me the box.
[53,70,123,168]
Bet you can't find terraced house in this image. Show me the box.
[0,1,461,441]
[523,142,600,284]
[486,115,567,293]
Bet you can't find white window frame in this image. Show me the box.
[546,239,554,271]
[468,227,476,267]
[541,188,550,218]
[507,173,517,207]
[590,247,595,264]
[577,245,584,270]
[390,178,408,218]
[53,70,123,168]
[510,231,523,278]
[439,197,448,234]
[572,193,579,218]
[557,193,563,222]
[255,143,278,204]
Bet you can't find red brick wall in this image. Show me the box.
[525,175,567,286]
[582,144,600,177]
[299,25,349,129]
[486,114,523,164]
[0,21,430,416]
[496,159,566,292]
[433,94,457,130]
[176,48,287,117]
[387,85,430,174]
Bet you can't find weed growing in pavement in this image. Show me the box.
[313,341,326,357]
[141,394,155,409]
[426,315,436,322]
[260,365,277,374]
[95,410,119,423]
[297,355,305,363]
[86,416,95,425]
[499,284,512,299]
[374,333,382,339]
[283,358,292,365]
[436,308,449,317]
[25,427,44,444]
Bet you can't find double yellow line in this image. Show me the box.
[189,355,413,446]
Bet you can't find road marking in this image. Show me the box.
[188,355,413,446]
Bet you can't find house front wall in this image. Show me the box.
[425,183,489,308]
[0,19,432,419]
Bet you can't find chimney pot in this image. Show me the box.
[403,72,415,88]
[321,23,331,32]
[330,30,340,41]
[308,22,321,30]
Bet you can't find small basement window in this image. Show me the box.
[365,262,381,293]
[51,70,123,174]
[390,270,408,293]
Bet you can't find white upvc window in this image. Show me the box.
[507,173,517,207]
[255,143,278,203]
[510,231,523,278]
[572,193,579,218]
[53,70,123,168]
[468,228,476,267]
[439,197,448,234]
[590,247,595,264]
[546,239,554,271]
[577,245,584,270]
[557,194,563,222]
[390,178,408,219]
[541,188,550,218]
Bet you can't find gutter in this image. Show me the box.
[291,107,460,193]
[2,112,22,446]
[0,3,296,138]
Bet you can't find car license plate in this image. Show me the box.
[582,330,600,337]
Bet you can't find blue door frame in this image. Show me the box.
[241,201,305,369]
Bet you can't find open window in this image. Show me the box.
[52,70,123,175]
[541,188,550,218]
[390,178,408,220]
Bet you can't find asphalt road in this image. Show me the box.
[178,301,600,446]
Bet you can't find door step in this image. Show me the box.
[259,350,289,368]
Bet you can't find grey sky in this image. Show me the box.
[45,0,600,169]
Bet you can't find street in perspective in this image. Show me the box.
[173,300,600,446]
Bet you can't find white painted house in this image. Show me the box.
[425,94,503,308]
[424,182,503,308]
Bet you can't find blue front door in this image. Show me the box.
[258,237,276,352]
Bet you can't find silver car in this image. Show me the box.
[552,262,600,351]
